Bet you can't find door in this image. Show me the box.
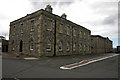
[19,40,23,52]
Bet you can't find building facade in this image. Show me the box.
[0,36,8,52]
[91,35,112,54]
[9,5,91,57]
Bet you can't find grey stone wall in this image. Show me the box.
[9,9,92,57]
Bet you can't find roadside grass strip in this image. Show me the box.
[24,57,38,60]
[60,54,119,70]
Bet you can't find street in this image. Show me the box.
[2,53,119,78]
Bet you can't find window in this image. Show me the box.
[12,25,16,35]
[91,39,93,41]
[79,31,83,39]
[30,20,34,31]
[20,23,23,34]
[67,26,70,35]
[88,46,89,51]
[35,19,39,27]
[19,40,23,52]
[86,45,88,51]
[73,28,76,36]
[46,39,51,51]
[59,23,63,33]
[0,43,1,48]
[13,25,15,30]
[84,44,86,51]
[66,42,70,51]
[13,32,15,36]
[11,40,14,45]
[73,42,76,51]
[11,40,14,51]
[58,41,62,51]
[13,26,15,29]
[84,32,85,39]
[79,43,82,51]
[79,31,81,37]
[88,34,90,40]
[45,18,53,31]
[30,39,34,51]
[80,31,82,38]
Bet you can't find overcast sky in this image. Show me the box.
[0,0,119,48]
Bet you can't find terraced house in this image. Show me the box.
[9,5,91,57]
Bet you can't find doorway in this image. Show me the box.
[19,40,23,52]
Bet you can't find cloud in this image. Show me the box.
[0,0,118,47]
[102,14,117,25]
[63,1,118,38]
[0,0,32,39]
[30,0,75,13]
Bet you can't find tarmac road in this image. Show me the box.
[2,53,119,78]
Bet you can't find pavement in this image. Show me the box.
[1,52,119,78]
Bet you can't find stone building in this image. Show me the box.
[9,5,91,57]
[91,35,112,54]
[0,36,8,52]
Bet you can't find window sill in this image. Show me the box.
[47,29,52,31]
[66,34,70,36]
[59,49,62,52]
[30,49,33,51]
[30,29,34,32]
[67,49,70,52]
[59,32,63,34]
[46,49,51,52]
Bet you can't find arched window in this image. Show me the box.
[58,41,62,51]
[19,40,23,52]
[46,39,51,51]
[30,20,34,31]
[66,42,70,51]
[30,39,34,51]
[73,42,76,51]
[20,23,23,34]
[79,43,82,51]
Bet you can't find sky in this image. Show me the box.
[0,0,119,48]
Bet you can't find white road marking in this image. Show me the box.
[24,57,38,60]
[60,54,119,70]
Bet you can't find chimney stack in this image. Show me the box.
[45,4,53,13]
[61,13,67,19]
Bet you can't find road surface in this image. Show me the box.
[2,53,119,78]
